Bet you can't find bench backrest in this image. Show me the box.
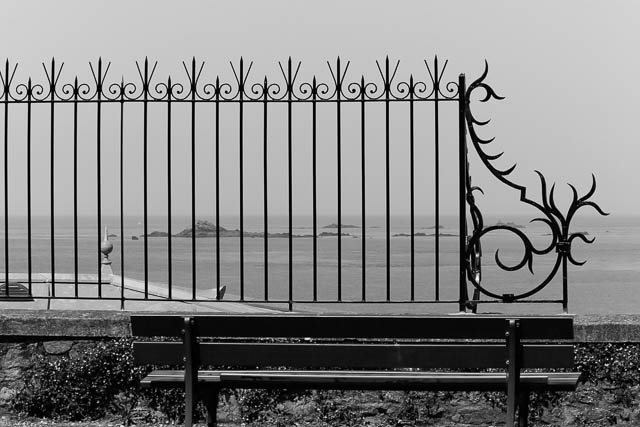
[131,314,575,370]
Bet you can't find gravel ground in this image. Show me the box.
[0,417,242,427]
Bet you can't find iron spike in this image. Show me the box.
[385,56,390,82]
[191,58,196,82]
[50,58,56,86]
[434,56,439,85]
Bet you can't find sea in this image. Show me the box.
[1,213,638,315]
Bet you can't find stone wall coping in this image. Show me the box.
[1,310,640,342]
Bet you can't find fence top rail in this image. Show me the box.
[0,56,460,104]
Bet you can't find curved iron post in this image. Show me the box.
[462,61,608,312]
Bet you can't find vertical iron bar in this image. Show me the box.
[96,60,102,298]
[26,79,32,294]
[287,59,293,310]
[119,81,125,309]
[434,58,441,301]
[239,60,245,301]
[190,60,196,300]
[143,62,149,298]
[312,78,317,302]
[49,59,56,297]
[3,61,9,295]
[263,78,268,300]
[336,59,342,302]
[215,77,220,300]
[458,73,467,312]
[409,75,415,301]
[360,76,366,302]
[385,59,391,302]
[562,252,568,313]
[562,225,569,313]
[73,78,79,297]
[167,77,172,299]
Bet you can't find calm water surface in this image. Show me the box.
[0,213,636,315]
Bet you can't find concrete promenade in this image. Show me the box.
[0,272,278,313]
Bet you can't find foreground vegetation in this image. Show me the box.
[4,339,640,426]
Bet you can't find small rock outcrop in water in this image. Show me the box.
[143,231,170,238]
[175,220,228,237]
[323,223,359,229]
[494,220,526,229]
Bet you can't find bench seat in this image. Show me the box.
[141,369,580,392]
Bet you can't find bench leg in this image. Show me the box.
[517,391,529,427]
[203,389,220,427]
[185,385,196,427]
[507,388,516,426]
[506,319,520,427]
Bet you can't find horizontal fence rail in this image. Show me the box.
[0,57,606,312]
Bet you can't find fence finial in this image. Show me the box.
[101,226,114,282]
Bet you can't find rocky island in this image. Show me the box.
[323,223,359,229]
[494,220,526,229]
[141,220,350,239]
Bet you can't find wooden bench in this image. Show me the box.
[131,314,580,427]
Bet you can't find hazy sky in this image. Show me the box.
[0,1,638,219]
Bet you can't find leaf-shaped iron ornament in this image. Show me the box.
[463,61,608,312]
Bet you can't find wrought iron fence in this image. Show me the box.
[0,56,606,312]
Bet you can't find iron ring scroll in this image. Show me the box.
[0,56,460,104]
[463,61,608,304]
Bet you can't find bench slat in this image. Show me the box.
[131,314,574,340]
[140,369,580,392]
[134,342,574,369]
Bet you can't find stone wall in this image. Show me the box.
[0,310,130,405]
[1,310,640,426]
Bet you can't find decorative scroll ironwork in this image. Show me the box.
[463,61,608,312]
[0,56,459,104]
[0,55,605,312]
